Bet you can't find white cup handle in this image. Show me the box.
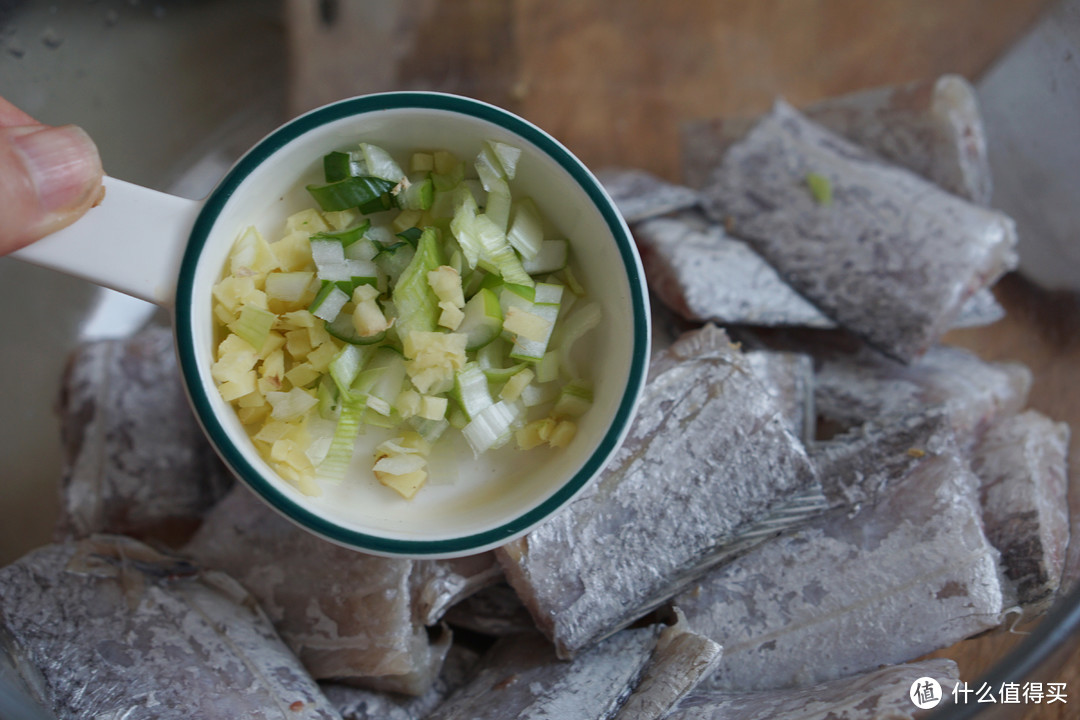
[10,176,202,307]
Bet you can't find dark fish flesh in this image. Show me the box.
[442,583,537,637]
[699,100,1017,362]
[676,444,1005,691]
[183,485,449,694]
[667,659,960,720]
[971,410,1071,615]
[596,168,700,223]
[497,325,821,658]
[427,628,661,720]
[683,74,992,204]
[56,326,232,545]
[0,535,341,720]
[321,643,481,720]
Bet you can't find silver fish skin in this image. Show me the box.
[612,610,723,720]
[743,349,815,445]
[811,409,956,511]
[443,583,537,637]
[497,325,820,659]
[814,344,1033,447]
[699,100,1017,362]
[321,643,481,720]
[182,486,447,693]
[667,659,959,720]
[971,410,1071,616]
[427,628,661,720]
[0,536,341,720]
[677,447,1005,692]
[596,168,700,223]
[633,214,833,329]
[635,213,1004,334]
[682,75,992,205]
[56,326,232,544]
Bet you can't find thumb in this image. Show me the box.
[0,124,104,255]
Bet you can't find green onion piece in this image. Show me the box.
[307,176,396,212]
[457,287,503,350]
[308,282,350,322]
[311,220,370,248]
[507,197,544,260]
[323,151,352,183]
[553,380,593,417]
[396,227,423,247]
[317,393,366,482]
[522,239,568,275]
[328,344,366,395]
[483,362,529,384]
[394,176,434,211]
[409,416,449,444]
[359,142,405,182]
[556,301,602,380]
[229,305,275,352]
[535,349,559,383]
[317,375,339,419]
[324,312,387,346]
[392,227,443,339]
[806,172,832,206]
[462,400,519,455]
[453,363,494,421]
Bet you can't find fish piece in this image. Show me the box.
[443,583,537,637]
[667,659,960,720]
[409,553,502,627]
[699,100,1017,362]
[811,409,956,511]
[676,446,1005,692]
[427,628,661,720]
[635,212,1005,334]
[634,213,833,329]
[612,610,723,720]
[743,349,815,445]
[971,410,1071,615]
[682,75,992,204]
[814,344,1032,446]
[1,625,52,720]
[182,486,446,693]
[55,326,233,545]
[0,535,341,720]
[321,643,482,720]
[497,325,821,659]
[596,167,700,223]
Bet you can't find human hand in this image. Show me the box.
[0,96,104,255]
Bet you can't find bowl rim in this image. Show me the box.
[173,91,650,557]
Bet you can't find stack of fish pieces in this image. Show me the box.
[805,339,1071,615]
[0,535,342,719]
[698,98,1018,362]
[601,73,1009,343]
[497,324,826,659]
[55,325,234,545]
[19,329,506,707]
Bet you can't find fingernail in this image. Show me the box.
[13,124,102,214]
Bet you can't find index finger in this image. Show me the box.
[0,95,39,127]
